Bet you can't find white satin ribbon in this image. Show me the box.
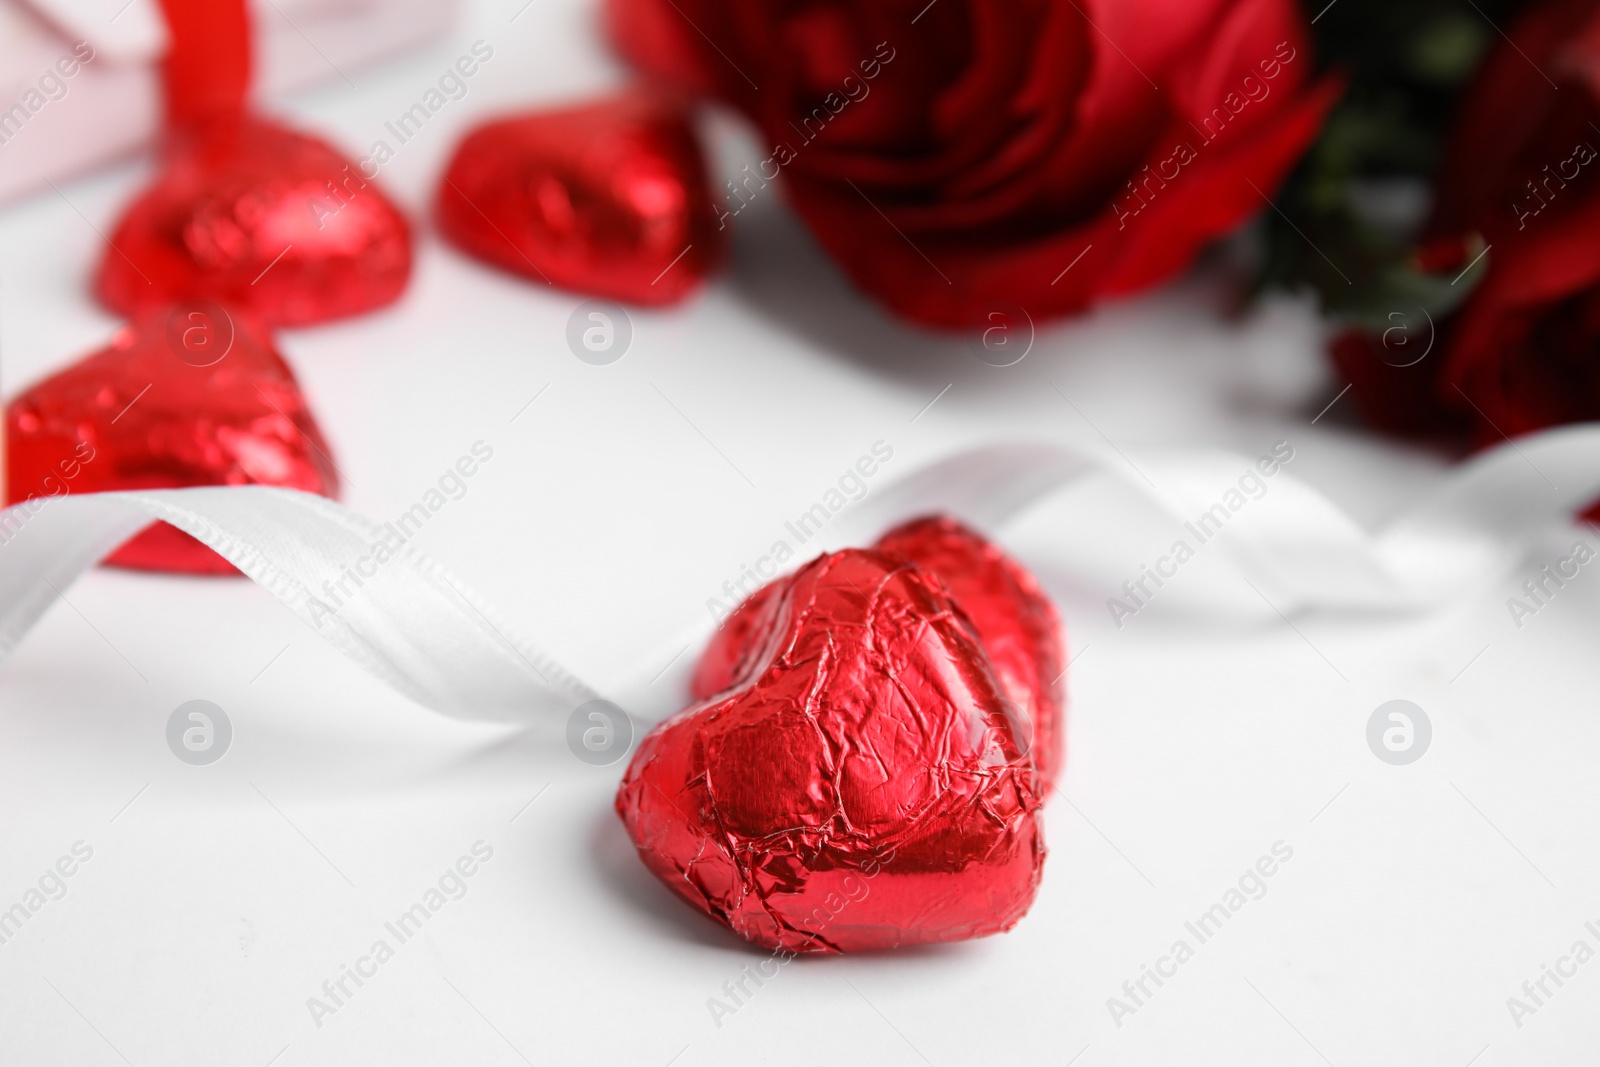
[833,424,1600,612]
[0,486,601,722]
[2,425,1597,722]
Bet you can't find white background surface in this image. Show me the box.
[2,1,1598,1064]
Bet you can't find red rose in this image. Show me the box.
[605,0,1338,328]
[1335,0,1600,446]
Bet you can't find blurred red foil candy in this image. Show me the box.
[618,547,1046,953]
[5,305,339,574]
[96,117,413,327]
[436,91,724,304]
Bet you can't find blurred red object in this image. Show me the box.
[96,116,413,328]
[1335,0,1600,454]
[95,1,413,327]
[436,91,724,305]
[0,0,461,208]
[604,0,1337,327]
[154,0,252,127]
[618,546,1045,953]
[4,306,339,574]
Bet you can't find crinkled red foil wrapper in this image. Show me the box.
[436,91,724,305]
[617,519,1062,953]
[4,307,338,573]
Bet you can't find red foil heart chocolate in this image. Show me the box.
[96,117,413,327]
[689,576,789,703]
[5,304,339,574]
[618,549,1045,953]
[694,516,1067,788]
[875,517,1066,788]
[436,91,724,305]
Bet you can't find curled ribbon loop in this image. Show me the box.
[3,425,1599,720]
[832,425,1600,614]
[0,487,598,722]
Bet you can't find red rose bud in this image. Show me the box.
[604,0,1337,327]
[96,117,413,327]
[619,548,1045,953]
[4,305,339,574]
[1340,0,1600,463]
[436,91,725,305]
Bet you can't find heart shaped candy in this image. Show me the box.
[436,91,724,305]
[96,117,412,327]
[694,516,1066,788]
[875,517,1066,788]
[5,305,340,573]
[617,549,1045,953]
[689,574,790,702]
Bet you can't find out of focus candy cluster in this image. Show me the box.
[4,0,724,574]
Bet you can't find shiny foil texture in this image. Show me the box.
[96,117,413,327]
[436,91,724,305]
[694,516,1067,788]
[875,517,1066,788]
[5,306,339,573]
[617,546,1047,953]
